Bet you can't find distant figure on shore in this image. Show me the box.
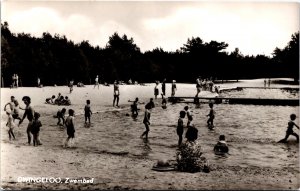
[268,78,271,88]
[208,77,214,92]
[113,80,120,107]
[37,77,41,87]
[64,109,76,148]
[161,78,166,97]
[57,108,66,126]
[45,95,56,104]
[94,75,100,89]
[264,79,267,88]
[19,96,35,145]
[171,80,177,97]
[278,114,299,143]
[196,76,201,97]
[69,80,74,93]
[177,110,186,146]
[214,135,229,155]
[31,112,42,146]
[141,104,152,139]
[154,81,159,99]
[15,74,19,88]
[84,100,92,124]
[207,102,215,129]
[6,110,16,141]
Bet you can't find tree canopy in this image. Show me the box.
[1,21,299,87]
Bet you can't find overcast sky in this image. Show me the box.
[1,1,299,56]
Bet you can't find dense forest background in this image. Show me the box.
[1,22,299,87]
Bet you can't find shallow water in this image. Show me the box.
[1,78,299,174]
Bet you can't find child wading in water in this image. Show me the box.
[177,110,186,146]
[207,102,215,129]
[6,110,16,141]
[31,112,42,146]
[84,100,92,124]
[154,81,159,99]
[214,135,229,155]
[129,97,144,118]
[64,109,76,148]
[141,104,153,139]
[279,114,299,143]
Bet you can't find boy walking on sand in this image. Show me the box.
[141,104,152,139]
[84,100,92,124]
[279,114,299,143]
[64,109,76,148]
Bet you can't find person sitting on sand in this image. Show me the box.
[214,135,229,155]
[31,112,42,146]
[207,102,215,128]
[141,104,152,139]
[84,100,92,124]
[64,96,71,105]
[177,110,186,146]
[55,93,63,105]
[279,114,299,143]
[45,95,56,104]
[176,120,209,173]
[64,109,76,148]
[57,108,66,126]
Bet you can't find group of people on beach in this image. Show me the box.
[45,93,71,105]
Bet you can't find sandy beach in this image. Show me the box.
[1,79,299,190]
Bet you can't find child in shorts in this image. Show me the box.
[64,109,76,147]
[207,102,215,128]
[6,110,16,141]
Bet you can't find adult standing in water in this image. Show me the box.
[171,80,177,97]
[161,78,166,98]
[113,80,120,107]
[19,96,35,145]
[94,75,100,89]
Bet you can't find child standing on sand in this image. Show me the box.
[279,114,299,143]
[31,112,42,146]
[64,109,76,148]
[84,100,92,124]
[207,102,215,128]
[6,110,16,141]
[177,110,186,146]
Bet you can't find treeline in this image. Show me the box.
[1,22,299,87]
